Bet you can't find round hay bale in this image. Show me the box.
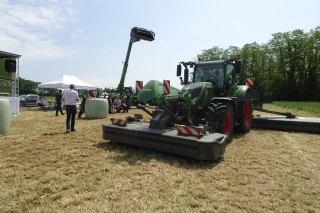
[85,99,109,119]
[0,99,11,134]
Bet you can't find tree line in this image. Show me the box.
[200,27,320,101]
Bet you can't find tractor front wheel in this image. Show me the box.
[218,102,234,141]
[236,91,253,133]
[207,101,235,142]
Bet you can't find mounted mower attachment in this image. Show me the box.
[102,120,227,161]
[251,92,320,133]
[252,115,320,133]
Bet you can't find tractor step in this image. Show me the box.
[102,122,227,161]
[252,116,320,133]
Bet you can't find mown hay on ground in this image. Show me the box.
[0,107,319,213]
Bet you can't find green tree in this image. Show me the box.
[199,26,320,101]
[19,77,40,94]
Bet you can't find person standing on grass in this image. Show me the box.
[62,84,79,133]
[78,90,91,118]
[55,90,64,116]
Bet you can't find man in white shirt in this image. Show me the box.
[62,84,79,133]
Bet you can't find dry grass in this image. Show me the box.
[0,107,319,213]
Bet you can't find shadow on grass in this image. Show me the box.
[42,132,73,136]
[232,133,246,140]
[94,141,223,170]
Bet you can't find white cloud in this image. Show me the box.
[76,28,85,34]
[0,0,78,58]
[71,28,85,37]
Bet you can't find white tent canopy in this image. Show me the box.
[38,75,96,90]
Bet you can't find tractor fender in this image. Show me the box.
[232,85,252,103]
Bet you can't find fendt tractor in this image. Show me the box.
[103,53,254,160]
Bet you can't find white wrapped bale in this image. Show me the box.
[85,99,109,119]
[0,99,11,134]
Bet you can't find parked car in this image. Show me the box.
[19,94,39,107]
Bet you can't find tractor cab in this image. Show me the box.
[176,52,241,97]
[193,61,225,88]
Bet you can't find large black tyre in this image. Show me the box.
[236,91,253,133]
[207,101,235,142]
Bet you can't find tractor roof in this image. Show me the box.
[198,60,224,65]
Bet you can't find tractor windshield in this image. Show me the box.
[193,63,224,87]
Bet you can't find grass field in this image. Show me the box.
[0,106,320,213]
[272,101,320,117]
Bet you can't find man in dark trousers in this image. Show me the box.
[62,84,79,133]
[78,90,91,118]
[55,90,64,116]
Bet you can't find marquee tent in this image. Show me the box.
[38,75,96,90]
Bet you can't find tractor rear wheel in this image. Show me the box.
[236,91,253,133]
[207,101,235,142]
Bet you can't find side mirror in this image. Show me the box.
[177,65,182,76]
[184,68,189,84]
[235,60,241,74]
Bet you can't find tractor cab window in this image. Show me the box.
[194,63,224,88]
[226,64,234,85]
[226,64,233,76]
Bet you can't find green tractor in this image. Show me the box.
[103,53,253,160]
[153,55,253,141]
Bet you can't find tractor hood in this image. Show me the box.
[181,82,210,99]
[181,82,207,91]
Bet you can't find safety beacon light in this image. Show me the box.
[130,27,155,41]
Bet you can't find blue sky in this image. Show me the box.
[1,0,319,89]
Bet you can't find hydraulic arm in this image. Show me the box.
[115,27,155,94]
